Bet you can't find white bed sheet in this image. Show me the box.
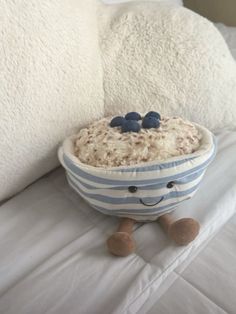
[139,213,236,314]
[0,129,236,314]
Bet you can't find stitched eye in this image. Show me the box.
[128,186,138,193]
[166,181,175,189]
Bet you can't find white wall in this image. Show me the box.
[184,0,236,26]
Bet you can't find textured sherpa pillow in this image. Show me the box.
[99,2,236,131]
[103,0,183,5]
[0,0,104,202]
[58,123,216,222]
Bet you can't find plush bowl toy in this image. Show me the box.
[58,112,216,256]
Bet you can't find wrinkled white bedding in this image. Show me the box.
[0,129,236,314]
[139,213,236,314]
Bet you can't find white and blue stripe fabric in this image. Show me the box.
[58,123,216,221]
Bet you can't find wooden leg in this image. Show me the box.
[107,218,136,257]
[158,213,200,245]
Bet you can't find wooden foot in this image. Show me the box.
[158,213,200,245]
[107,218,136,257]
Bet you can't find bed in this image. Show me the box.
[0,5,236,314]
[0,128,236,314]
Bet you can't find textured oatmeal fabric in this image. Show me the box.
[74,116,202,167]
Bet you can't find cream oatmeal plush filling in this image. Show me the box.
[74,116,202,168]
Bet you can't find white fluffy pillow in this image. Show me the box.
[0,0,104,201]
[100,2,236,131]
[103,0,183,5]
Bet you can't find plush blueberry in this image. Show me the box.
[125,112,142,121]
[145,111,161,120]
[110,116,126,127]
[142,116,160,129]
[122,120,141,133]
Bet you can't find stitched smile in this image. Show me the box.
[139,197,164,207]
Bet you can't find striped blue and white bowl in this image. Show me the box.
[58,123,216,221]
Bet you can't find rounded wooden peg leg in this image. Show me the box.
[158,213,200,246]
[107,218,136,257]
